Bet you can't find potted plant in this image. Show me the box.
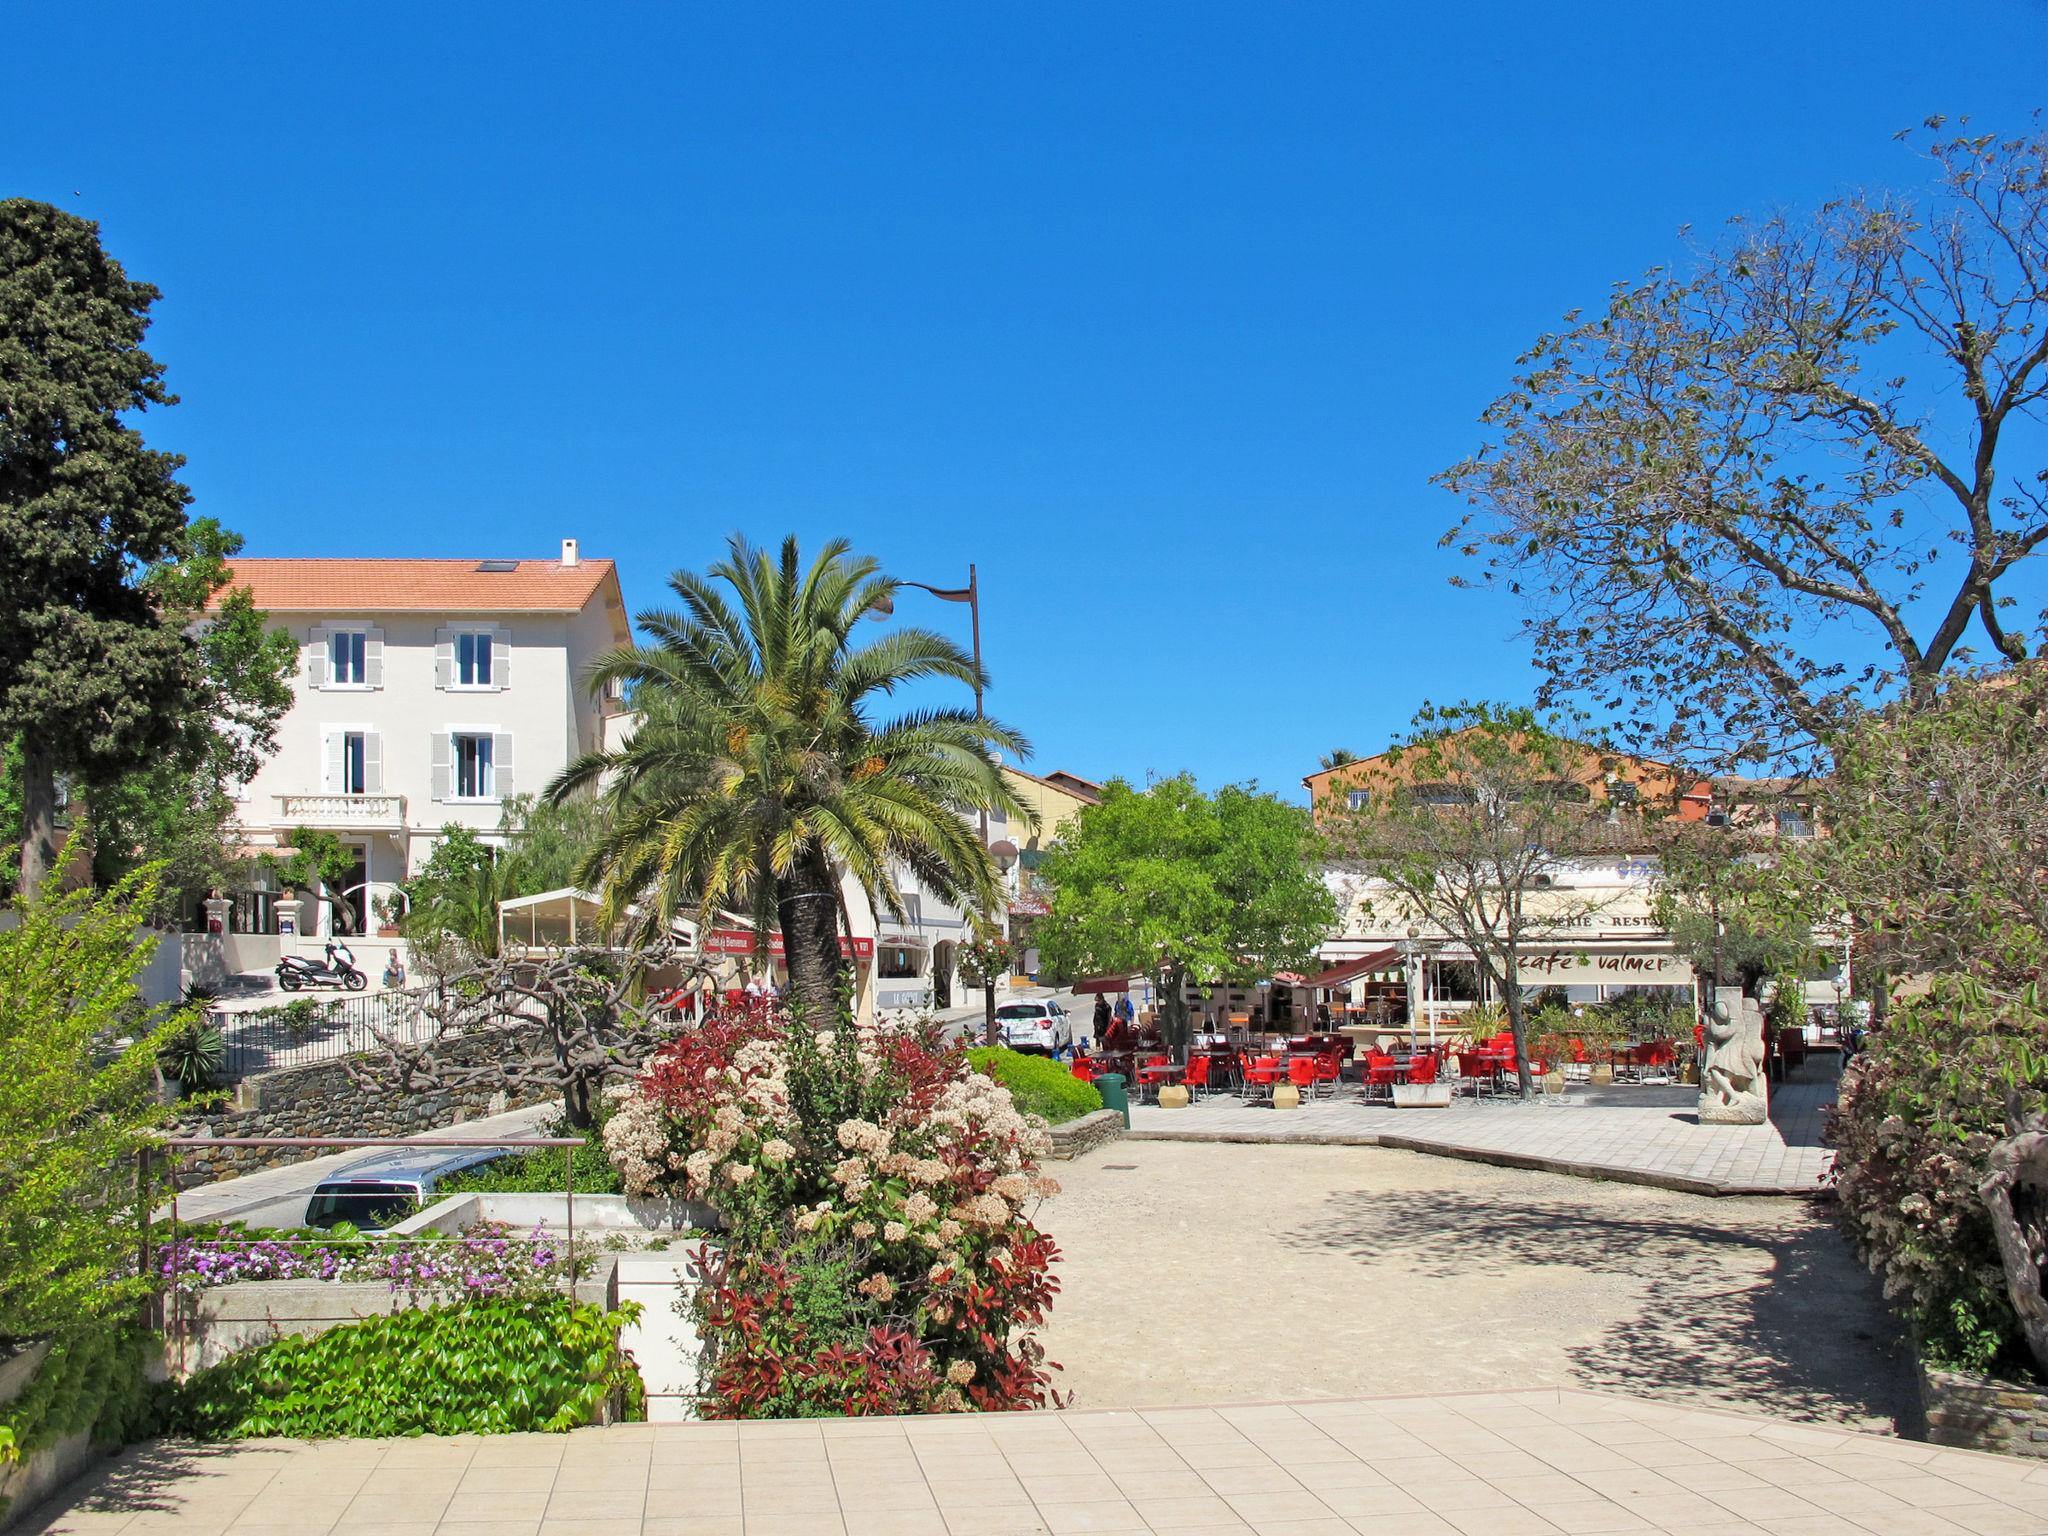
[372,891,406,939]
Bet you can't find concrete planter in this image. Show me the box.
[1391,1082,1452,1109]
[1920,1355,2048,1457]
[390,1192,718,1239]
[1156,1085,1190,1110]
[1544,1072,1567,1096]
[1272,1084,1301,1110]
[1589,1064,1614,1086]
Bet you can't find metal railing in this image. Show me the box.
[210,985,454,1080]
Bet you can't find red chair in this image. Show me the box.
[1136,1054,1180,1103]
[1181,1053,1212,1102]
[1287,1055,1319,1100]
[1239,1053,1283,1102]
[1456,1050,1500,1101]
[1071,1056,1099,1084]
[1406,1054,1439,1085]
[1312,1049,1343,1099]
[1365,1053,1403,1102]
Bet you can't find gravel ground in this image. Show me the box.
[1036,1140,1917,1432]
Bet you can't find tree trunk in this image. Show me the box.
[1502,954,1534,1099]
[18,742,61,897]
[1981,1111,2048,1380]
[984,976,998,1049]
[777,854,846,1027]
[1161,963,1190,1062]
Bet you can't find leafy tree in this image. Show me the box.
[550,535,1028,1024]
[273,828,360,936]
[0,200,250,893]
[1321,704,1631,1097]
[495,790,606,898]
[0,866,192,1345]
[1786,663,2048,997]
[1651,819,1818,997]
[954,912,1013,1048]
[1440,122,2048,770]
[1033,775,1334,1060]
[400,825,508,964]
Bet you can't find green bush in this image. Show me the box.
[438,1112,622,1196]
[965,1047,1102,1125]
[167,1297,643,1437]
[1829,979,2048,1377]
[0,1327,160,1469]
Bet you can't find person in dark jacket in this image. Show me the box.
[1091,995,1112,1050]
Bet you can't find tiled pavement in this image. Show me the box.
[1124,1058,1838,1197]
[25,1387,2048,1536]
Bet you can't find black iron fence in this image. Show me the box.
[209,986,450,1081]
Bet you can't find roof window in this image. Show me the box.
[476,559,520,572]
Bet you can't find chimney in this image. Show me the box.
[561,538,580,567]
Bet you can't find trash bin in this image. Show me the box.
[1094,1072,1130,1128]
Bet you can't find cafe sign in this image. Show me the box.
[1514,948,1694,987]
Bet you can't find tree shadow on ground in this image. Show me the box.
[1296,1182,1917,1431]
[18,1440,292,1532]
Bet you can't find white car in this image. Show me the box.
[995,1000,1073,1055]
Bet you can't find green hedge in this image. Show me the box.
[966,1047,1103,1125]
[166,1297,643,1438]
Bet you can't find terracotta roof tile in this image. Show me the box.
[215,557,621,614]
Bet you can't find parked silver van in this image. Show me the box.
[302,1147,507,1231]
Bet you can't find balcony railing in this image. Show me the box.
[273,793,408,829]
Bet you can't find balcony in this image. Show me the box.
[272,793,408,832]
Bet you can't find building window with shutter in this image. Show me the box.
[329,630,367,686]
[453,733,494,799]
[454,630,494,688]
[341,732,366,794]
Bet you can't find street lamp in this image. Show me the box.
[873,565,995,1043]
[870,565,985,844]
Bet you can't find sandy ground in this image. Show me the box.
[1036,1140,1917,1432]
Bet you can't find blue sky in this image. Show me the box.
[7,3,2045,800]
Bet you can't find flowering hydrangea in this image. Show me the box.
[608,1003,1062,1414]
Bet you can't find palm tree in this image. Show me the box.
[550,534,1032,1024]
[1319,748,1360,770]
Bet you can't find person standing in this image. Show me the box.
[1091,994,1112,1051]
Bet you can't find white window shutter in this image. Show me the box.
[363,732,384,794]
[307,626,329,689]
[434,628,452,690]
[365,629,384,689]
[322,730,343,794]
[492,733,514,798]
[492,627,510,691]
[430,733,451,802]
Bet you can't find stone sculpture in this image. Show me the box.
[1698,985,1767,1125]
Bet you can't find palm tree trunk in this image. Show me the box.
[777,854,847,1025]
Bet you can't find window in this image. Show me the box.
[454,733,494,799]
[455,631,494,688]
[340,732,366,795]
[329,630,367,686]
[1775,810,1814,840]
[878,943,925,979]
[1346,789,1370,811]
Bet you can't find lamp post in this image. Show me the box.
[872,565,995,1043]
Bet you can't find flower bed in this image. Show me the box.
[155,1221,573,1301]
[604,1007,1063,1415]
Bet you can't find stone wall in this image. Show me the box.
[172,1019,558,1183]
[1048,1108,1125,1161]
[1921,1358,2048,1457]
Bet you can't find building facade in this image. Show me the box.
[216,543,629,936]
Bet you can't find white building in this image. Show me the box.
[217,541,629,937]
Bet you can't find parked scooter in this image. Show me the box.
[276,940,368,992]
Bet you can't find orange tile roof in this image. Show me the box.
[215,557,622,614]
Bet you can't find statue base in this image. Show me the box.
[1697,1096,1767,1125]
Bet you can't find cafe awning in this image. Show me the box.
[1306,948,1402,989]
[1072,973,1141,994]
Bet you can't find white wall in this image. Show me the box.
[235,611,593,879]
